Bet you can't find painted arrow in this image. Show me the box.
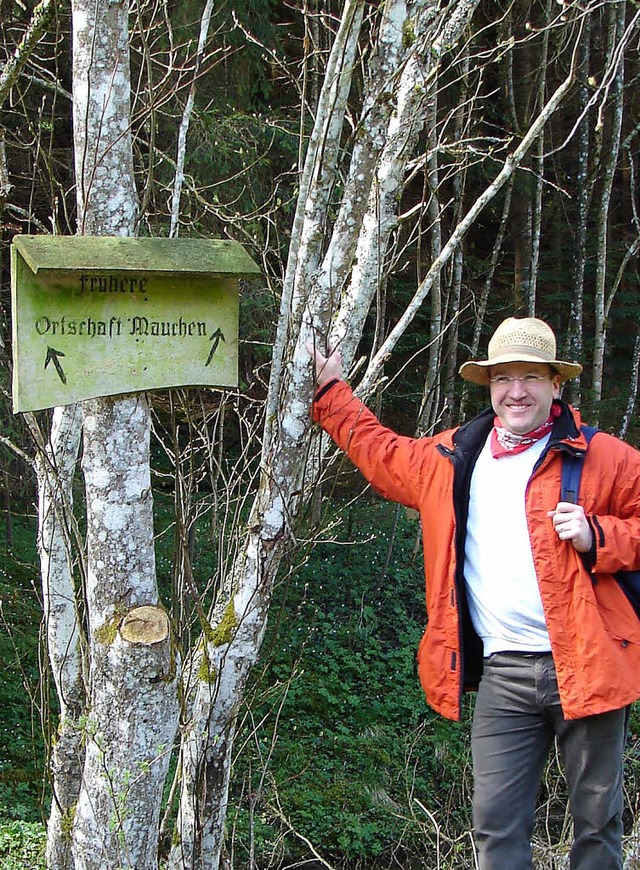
[205,328,225,366]
[44,346,67,384]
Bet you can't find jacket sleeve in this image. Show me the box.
[584,434,640,575]
[312,379,436,511]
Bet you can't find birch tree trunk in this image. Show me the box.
[5,5,87,869]
[169,0,215,238]
[620,331,640,442]
[169,5,366,866]
[591,0,626,421]
[30,404,86,870]
[416,90,443,435]
[358,64,576,397]
[167,5,488,869]
[330,0,482,372]
[68,0,179,867]
[458,177,514,421]
[442,48,470,429]
[564,14,592,408]
[527,0,553,313]
[73,400,178,870]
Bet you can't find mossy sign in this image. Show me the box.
[11,236,260,412]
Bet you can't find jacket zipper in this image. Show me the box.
[438,442,474,712]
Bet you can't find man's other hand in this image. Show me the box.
[307,342,343,387]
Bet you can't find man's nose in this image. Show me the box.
[508,378,529,395]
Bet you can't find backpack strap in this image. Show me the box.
[561,427,640,618]
[560,425,599,504]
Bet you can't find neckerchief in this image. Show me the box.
[491,403,561,458]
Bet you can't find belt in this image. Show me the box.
[484,650,553,660]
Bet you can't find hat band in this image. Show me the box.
[489,344,554,363]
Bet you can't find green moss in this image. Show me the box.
[209,599,238,647]
[199,614,216,643]
[402,18,416,48]
[93,613,122,645]
[195,601,237,683]
[60,804,76,840]
[197,648,218,685]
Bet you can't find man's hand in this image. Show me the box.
[548,502,593,553]
[307,342,343,387]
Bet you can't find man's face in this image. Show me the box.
[489,362,561,435]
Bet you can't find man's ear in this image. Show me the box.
[552,377,562,398]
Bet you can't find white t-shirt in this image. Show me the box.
[464,433,552,655]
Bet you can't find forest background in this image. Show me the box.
[0,0,640,868]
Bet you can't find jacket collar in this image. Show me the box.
[549,399,581,442]
[452,407,493,453]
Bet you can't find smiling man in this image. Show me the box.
[309,316,640,870]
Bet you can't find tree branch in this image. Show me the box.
[357,54,578,397]
[0,0,59,110]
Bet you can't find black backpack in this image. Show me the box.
[561,426,640,618]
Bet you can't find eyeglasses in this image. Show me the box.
[489,374,551,386]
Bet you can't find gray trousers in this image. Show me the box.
[472,651,627,870]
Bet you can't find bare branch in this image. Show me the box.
[357,55,577,396]
[0,0,59,110]
[169,0,217,238]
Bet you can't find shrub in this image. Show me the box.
[0,820,45,869]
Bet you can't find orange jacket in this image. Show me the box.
[313,379,640,721]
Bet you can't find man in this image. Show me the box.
[309,316,640,870]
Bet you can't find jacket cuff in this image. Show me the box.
[314,378,340,403]
[579,517,597,572]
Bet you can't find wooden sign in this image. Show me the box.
[11,236,260,412]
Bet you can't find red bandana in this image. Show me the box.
[491,403,561,459]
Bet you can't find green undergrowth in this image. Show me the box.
[0,515,46,824]
[229,497,640,868]
[2,493,639,869]
[0,819,45,869]
[230,499,474,868]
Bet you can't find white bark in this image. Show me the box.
[565,14,592,408]
[591,1,626,419]
[329,2,445,369]
[72,0,137,236]
[620,330,640,442]
[416,89,443,435]
[72,397,179,870]
[265,0,366,438]
[169,4,483,869]
[169,0,216,238]
[68,2,180,868]
[306,0,419,325]
[442,48,470,429]
[169,5,366,864]
[328,0,482,372]
[31,404,86,870]
[169,537,272,870]
[528,0,552,313]
[0,129,9,203]
[5,8,85,864]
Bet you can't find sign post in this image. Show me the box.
[11,236,260,412]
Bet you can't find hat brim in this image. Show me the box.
[458,353,583,386]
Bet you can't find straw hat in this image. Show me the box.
[458,317,583,386]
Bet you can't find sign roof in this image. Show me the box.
[12,235,261,277]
